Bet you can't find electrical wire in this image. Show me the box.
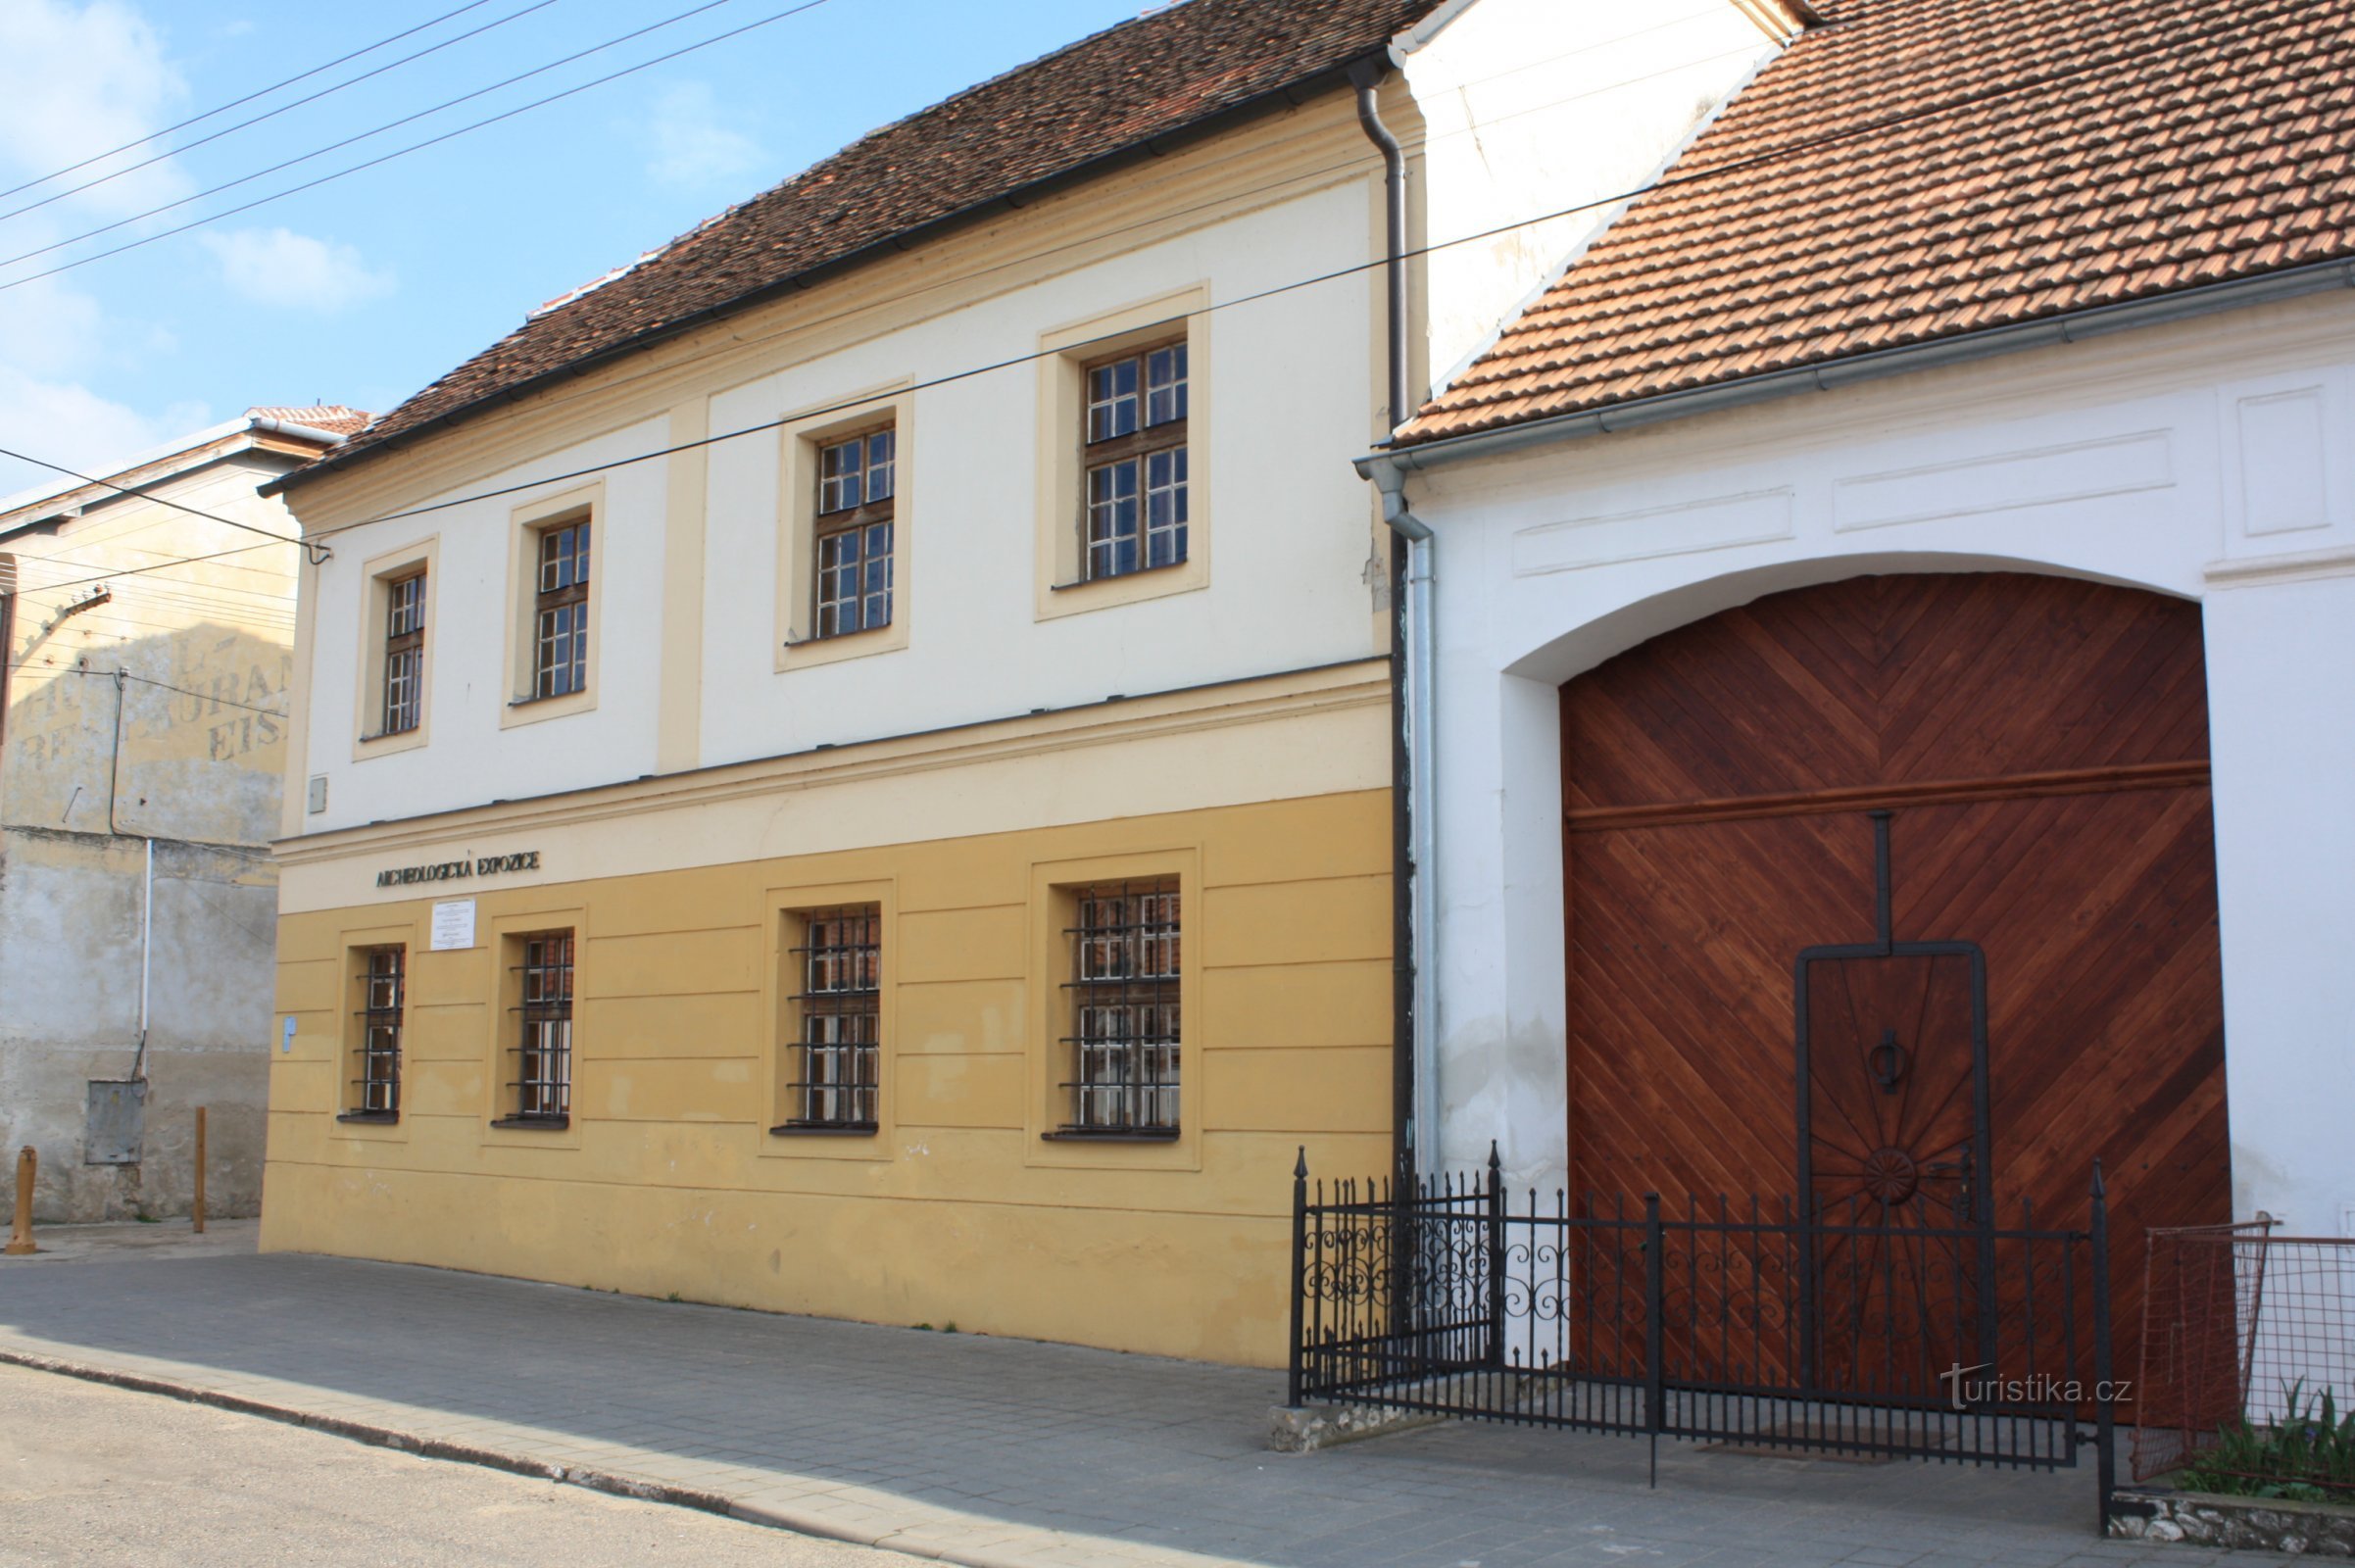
[4,662,288,718]
[0,0,564,227]
[0,0,503,203]
[0,0,843,289]
[0,444,302,546]
[2,0,2328,596]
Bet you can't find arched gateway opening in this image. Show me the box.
[1560,570,2231,1389]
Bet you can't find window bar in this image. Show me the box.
[779,907,881,1131]
[503,934,572,1125]
[346,947,404,1119]
[1055,880,1180,1137]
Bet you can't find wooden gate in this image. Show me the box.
[1560,571,2231,1389]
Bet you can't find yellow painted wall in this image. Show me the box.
[262,786,1392,1367]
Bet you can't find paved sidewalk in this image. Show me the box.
[0,1245,2294,1568]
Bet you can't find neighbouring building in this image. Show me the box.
[0,407,367,1222]
[257,0,1812,1364]
[1360,0,2355,1388]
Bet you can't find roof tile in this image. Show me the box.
[1402,0,2355,446]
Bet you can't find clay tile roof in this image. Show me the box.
[246,405,373,437]
[293,0,1442,489]
[1400,0,2355,447]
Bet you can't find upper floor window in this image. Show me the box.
[778,906,881,1133]
[381,572,425,736]
[1058,879,1180,1137]
[532,517,591,700]
[814,427,894,639]
[1083,341,1187,581]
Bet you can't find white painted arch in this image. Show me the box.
[1410,292,2355,1247]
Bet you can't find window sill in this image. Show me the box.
[1049,556,1190,592]
[500,684,596,730]
[769,1122,879,1137]
[1042,1127,1181,1143]
[776,615,908,673]
[489,1115,570,1131]
[335,1110,400,1125]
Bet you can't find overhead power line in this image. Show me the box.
[0,444,304,549]
[0,0,564,228]
[0,0,736,248]
[2,0,2323,597]
[0,0,841,290]
[0,0,504,204]
[4,662,288,718]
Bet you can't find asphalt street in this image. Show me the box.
[0,1362,913,1568]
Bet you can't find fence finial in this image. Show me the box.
[1487,1140,1501,1176]
[2089,1156,2106,1201]
[1294,1145,1308,1181]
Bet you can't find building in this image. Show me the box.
[1360,0,2355,1381]
[258,0,1812,1365]
[0,407,366,1222]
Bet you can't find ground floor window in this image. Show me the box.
[499,932,573,1127]
[344,946,404,1121]
[1057,879,1180,1137]
[777,906,880,1133]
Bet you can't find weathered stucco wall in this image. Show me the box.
[1,445,302,1222]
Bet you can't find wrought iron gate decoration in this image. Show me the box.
[1287,1151,2120,1528]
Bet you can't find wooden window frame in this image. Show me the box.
[1048,877,1182,1140]
[1080,339,1189,583]
[339,945,406,1123]
[354,537,436,757]
[773,905,882,1134]
[380,571,425,736]
[494,930,574,1128]
[529,517,592,702]
[811,424,896,641]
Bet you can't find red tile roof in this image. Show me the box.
[288,0,1441,490]
[1401,0,2355,446]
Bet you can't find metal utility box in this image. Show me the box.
[84,1079,147,1164]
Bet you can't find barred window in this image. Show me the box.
[381,572,424,735]
[531,517,590,699]
[814,427,894,639]
[1082,341,1187,581]
[500,933,572,1126]
[343,946,404,1121]
[776,906,880,1133]
[1056,880,1180,1137]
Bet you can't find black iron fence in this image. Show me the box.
[1288,1149,2118,1523]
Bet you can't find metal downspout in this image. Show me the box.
[1350,63,1438,1180]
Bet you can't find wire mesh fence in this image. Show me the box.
[2134,1221,2355,1494]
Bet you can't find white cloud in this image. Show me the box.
[198,226,395,314]
[0,0,191,219]
[0,1,204,498]
[645,81,763,188]
[0,365,208,500]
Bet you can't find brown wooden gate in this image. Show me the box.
[1561,571,2231,1391]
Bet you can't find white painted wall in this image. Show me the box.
[1401,0,1785,400]
[1402,289,2355,1244]
[293,0,1791,836]
[697,180,1381,771]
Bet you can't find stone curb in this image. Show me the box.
[0,1347,1169,1568]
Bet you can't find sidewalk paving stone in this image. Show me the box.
[0,1241,2298,1568]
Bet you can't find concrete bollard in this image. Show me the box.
[192,1107,207,1235]
[5,1146,35,1255]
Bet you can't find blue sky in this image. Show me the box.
[0,0,1147,495]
